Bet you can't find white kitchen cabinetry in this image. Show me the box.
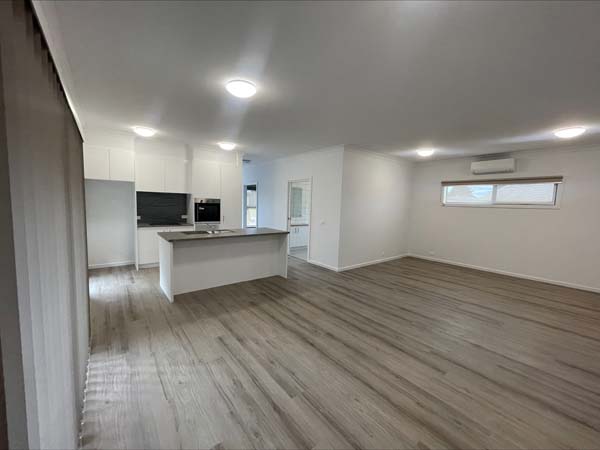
[83,146,110,180]
[220,164,242,229]
[135,154,165,192]
[108,149,135,182]
[289,225,309,248]
[164,157,189,194]
[137,226,194,266]
[83,145,135,182]
[136,154,189,193]
[192,160,220,198]
[137,227,166,266]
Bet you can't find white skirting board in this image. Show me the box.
[408,254,600,294]
[307,254,408,273]
[88,260,135,269]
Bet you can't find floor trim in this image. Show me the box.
[338,254,409,272]
[306,259,341,272]
[88,260,135,269]
[409,253,600,294]
[307,254,409,273]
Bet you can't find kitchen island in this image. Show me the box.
[158,228,289,302]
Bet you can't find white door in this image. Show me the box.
[83,146,110,180]
[220,164,242,228]
[164,157,189,193]
[192,160,220,198]
[109,149,135,182]
[135,154,164,192]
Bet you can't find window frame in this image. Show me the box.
[440,177,563,209]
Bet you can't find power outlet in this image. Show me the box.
[428,250,435,256]
[381,251,385,257]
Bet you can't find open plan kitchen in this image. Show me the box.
[83,131,290,301]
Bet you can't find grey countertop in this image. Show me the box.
[138,223,192,228]
[158,227,289,243]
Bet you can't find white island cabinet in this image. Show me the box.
[158,228,289,302]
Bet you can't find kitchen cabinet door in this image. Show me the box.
[192,160,220,198]
[164,157,189,193]
[83,145,109,180]
[137,227,167,265]
[109,149,134,182]
[135,154,164,192]
[297,225,309,247]
[220,163,242,229]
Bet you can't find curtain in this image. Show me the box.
[0,1,88,449]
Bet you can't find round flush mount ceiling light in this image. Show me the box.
[553,126,587,139]
[225,79,257,98]
[132,126,157,137]
[417,148,435,157]
[218,141,237,151]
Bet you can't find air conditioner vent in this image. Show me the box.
[471,158,515,175]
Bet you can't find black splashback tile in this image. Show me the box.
[137,192,188,225]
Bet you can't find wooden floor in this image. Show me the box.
[83,257,600,449]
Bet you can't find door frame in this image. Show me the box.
[286,177,312,261]
[243,181,258,228]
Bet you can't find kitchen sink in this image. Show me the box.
[181,229,234,235]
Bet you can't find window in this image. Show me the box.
[245,184,257,227]
[442,177,562,207]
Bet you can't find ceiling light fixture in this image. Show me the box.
[553,126,587,139]
[225,79,257,98]
[132,126,157,137]
[218,142,236,151]
[417,148,435,157]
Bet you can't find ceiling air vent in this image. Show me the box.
[471,158,515,175]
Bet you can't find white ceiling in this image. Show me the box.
[44,1,600,161]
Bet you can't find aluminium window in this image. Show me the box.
[441,177,563,208]
[245,184,257,227]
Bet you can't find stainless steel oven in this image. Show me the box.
[194,198,221,224]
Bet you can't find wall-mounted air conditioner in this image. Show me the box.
[471,158,515,175]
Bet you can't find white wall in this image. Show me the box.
[85,180,136,268]
[243,146,344,270]
[408,146,600,292]
[339,149,413,269]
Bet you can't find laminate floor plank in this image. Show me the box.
[82,257,600,449]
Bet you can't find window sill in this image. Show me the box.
[441,203,560,210]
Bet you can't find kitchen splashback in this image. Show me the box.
[136,192,188,225]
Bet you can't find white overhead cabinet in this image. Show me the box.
[83,146,109,180]
[108,149,135,181]
[135,154,165,192]
[135,153,189,193]
[192,160,220,198]
[220,164,242,229]
[164,157,189,194]
[83,144,134,182]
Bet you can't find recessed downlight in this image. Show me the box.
[553,126,587,139]
[225,79,257,98]
[132,126,157,137]
[218,142,236,151]
[417,148,435,157]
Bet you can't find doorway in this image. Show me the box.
[287,179,311,261]
[244,183,257,228]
